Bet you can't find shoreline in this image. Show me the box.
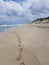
[0,24,28,32]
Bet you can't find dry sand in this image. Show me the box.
[0,23,49,65]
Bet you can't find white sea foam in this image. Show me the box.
[0,24,17,27]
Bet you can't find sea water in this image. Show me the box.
[0,24,27,32]
[0,25,17,32]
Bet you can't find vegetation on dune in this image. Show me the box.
[32,16,49,23]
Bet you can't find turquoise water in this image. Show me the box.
[0,25,17,32]
[0,24,26,32]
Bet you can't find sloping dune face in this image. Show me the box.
[32,17,49,24]
[0,22,49,65]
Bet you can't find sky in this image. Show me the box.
[0,0,49,24]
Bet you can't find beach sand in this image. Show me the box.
[0,23,49,65]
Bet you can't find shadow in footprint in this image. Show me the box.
[18,40,22,43]
[16,53,22,61]
[19,47,23,52]
[18,44,21,47]
[20,62,25,65]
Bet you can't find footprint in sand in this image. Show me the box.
[19,47,23,52]
[18,40,21,44]
[12,31,25,65]
[18,44,21,47]
[16,53,22,61]
[20,62,25,65]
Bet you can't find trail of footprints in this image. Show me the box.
[13,31,25,65]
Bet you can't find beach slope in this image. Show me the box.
[0,23,49,65]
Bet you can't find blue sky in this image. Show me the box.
[0,0,49,24]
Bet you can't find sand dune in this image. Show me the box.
[0,23,49,65]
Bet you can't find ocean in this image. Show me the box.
[0,24,27,32]
[0,25,17,32]
[0,19,30,32]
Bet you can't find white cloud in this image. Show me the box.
[0,0,49,24]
